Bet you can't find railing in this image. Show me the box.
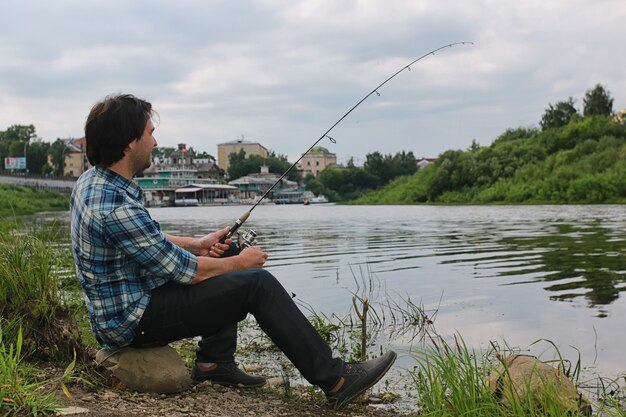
[0,175,76,193]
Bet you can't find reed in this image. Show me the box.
[0,326,73,416]
[410,332,625,416]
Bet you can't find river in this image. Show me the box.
[147,204,626,383]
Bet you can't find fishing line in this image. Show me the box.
[220,41,474,243]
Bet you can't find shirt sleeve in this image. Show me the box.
[103,203,197,284]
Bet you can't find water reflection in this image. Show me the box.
[443,220,626,314]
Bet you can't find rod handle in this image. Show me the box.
[219,210,250,243]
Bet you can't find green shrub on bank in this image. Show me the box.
[356,116,626,204]
[0,226,83,361]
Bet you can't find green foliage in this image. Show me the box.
[303,174,325,197]
[363,150,417,186]
[0,234,60,321]
[151,146,176,161]
[0,125,56,174]
[540,98,579,130]
[193,150,216,161]
[492,126,539,145]
[0,184,69,218]
[583,83,614,117]
[358,116,626,205]
[319,166,379,201]
[227,149,298,181]
[412,334,499,416]
[314,150,417,201]
[26,139,52,174]
[47,139,69,176]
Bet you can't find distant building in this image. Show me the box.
[147,143,222,180]
[228,165,297,203]
[614,109,626,124]
[62,137,90,177]
[298,146,337,178]
[217,136,269,172]
[416,157,437,169]
[136,143,226,206]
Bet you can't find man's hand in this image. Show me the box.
[197,226,232,257]
[238,246,268,269]
[191,243,269,284]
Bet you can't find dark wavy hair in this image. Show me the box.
[85,94,153,167]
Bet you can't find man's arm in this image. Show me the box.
[165,226,268,284]
[164,234,205,255]
[191,246,268,284]
[165,226,231,257]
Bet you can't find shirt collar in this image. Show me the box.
[95,166,144,202]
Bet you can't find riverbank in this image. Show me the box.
[55,366,403,417]
[0,182,69,218]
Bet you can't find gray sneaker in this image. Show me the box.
[325,351,397,408]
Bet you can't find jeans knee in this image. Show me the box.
[245,269,285,300]
[251,268,280,288]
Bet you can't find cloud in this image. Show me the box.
[1,0,624,161]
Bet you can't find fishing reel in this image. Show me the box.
[237,229,258,249]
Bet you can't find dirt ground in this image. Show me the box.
[47,324,411,417]
[57,378,406,417]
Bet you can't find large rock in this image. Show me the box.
[488,354,592,416]
[96,345,193,394]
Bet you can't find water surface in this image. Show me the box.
[149,204,626,381]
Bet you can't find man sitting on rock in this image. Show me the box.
[70,93,396,407]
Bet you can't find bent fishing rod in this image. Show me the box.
[220,41,473,244]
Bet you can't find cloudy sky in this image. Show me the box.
[1,0,624,164]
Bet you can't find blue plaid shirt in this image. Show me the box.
[70,167,198,350]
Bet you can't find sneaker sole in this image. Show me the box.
[191,370,267,388]
[206,380,266,388]
[330,351,398,408]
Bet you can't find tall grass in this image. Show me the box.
[0,222,83,361]
[0,219,84,416]
[0,231,60,320]
[1,326,76,416]
[411,333,625,416]
[412,334,501,416]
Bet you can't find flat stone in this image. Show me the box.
[488,354,592,415]
[96,345,192,394]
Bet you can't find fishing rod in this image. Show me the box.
[220,41,473,244]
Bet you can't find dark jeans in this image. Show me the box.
[129,268,343,391]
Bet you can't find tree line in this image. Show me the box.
[304,151,417,201]
[356,84,626,204]
[227,149,299,182]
